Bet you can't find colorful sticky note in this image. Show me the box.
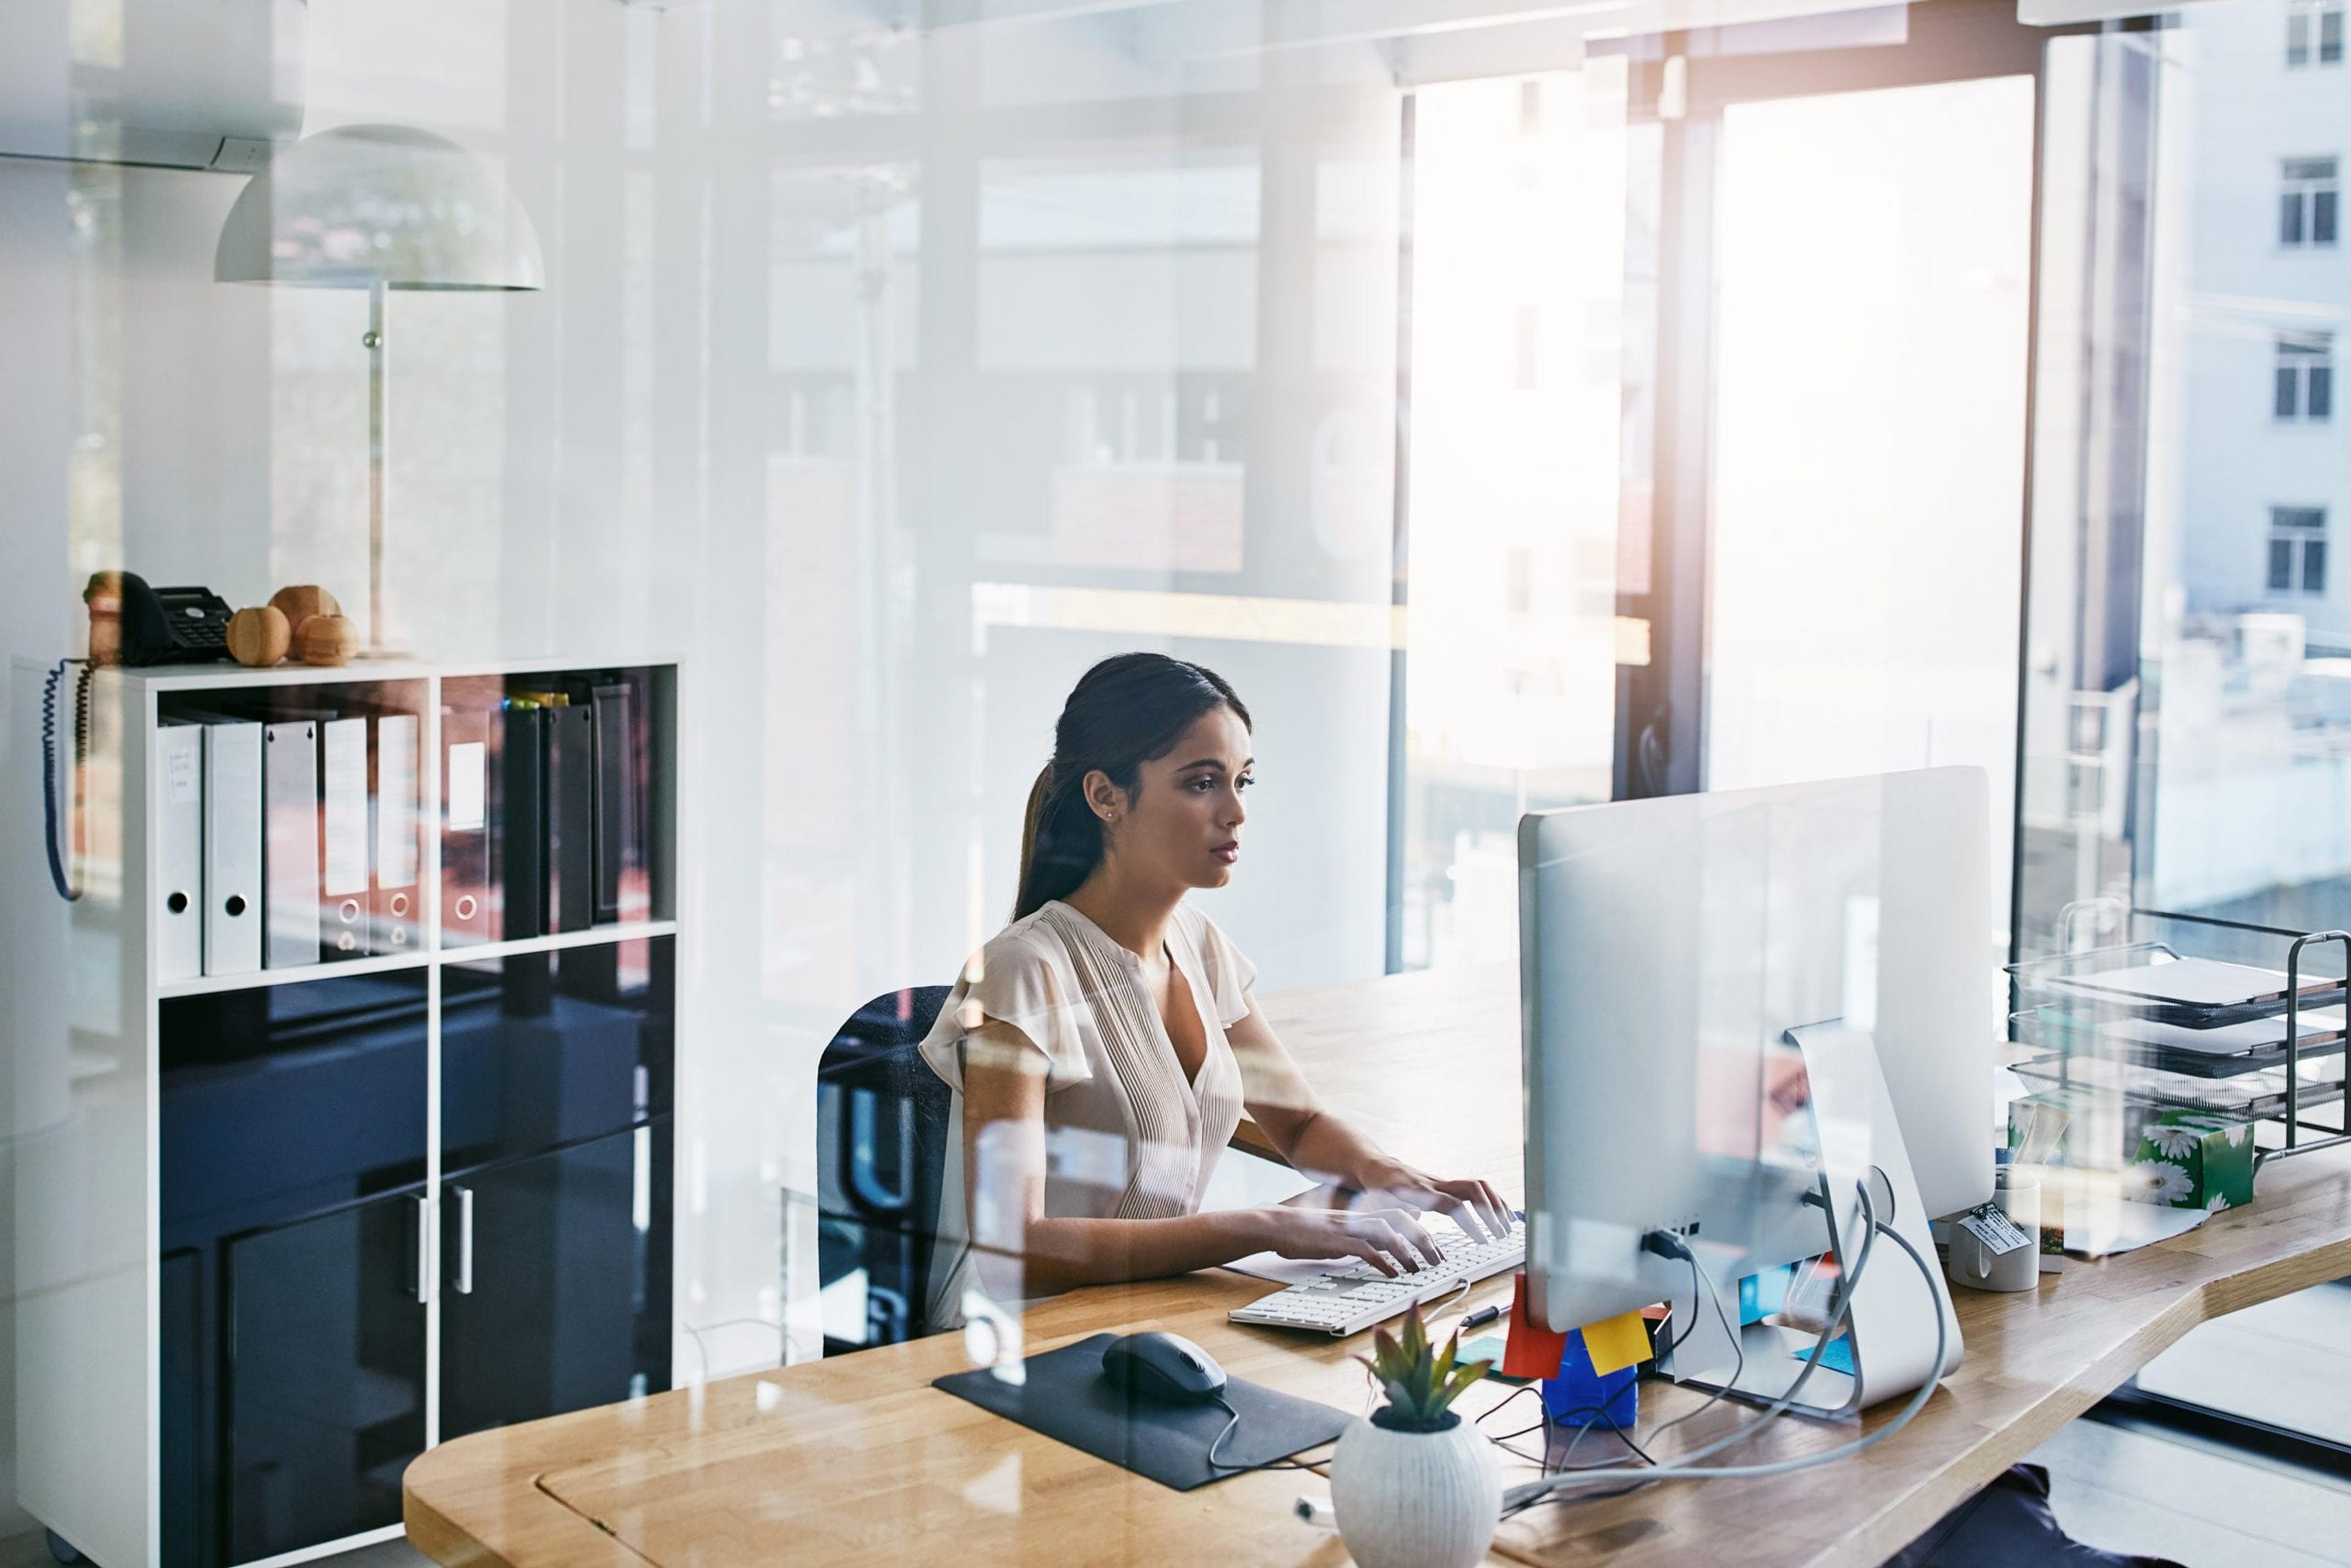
[1790,1333,1854,1375]
[1457,1334,1529,1384]
[1500,1274,1571,1381]
[1739,1264,1794,1327]
[1579,1310,1651,1377]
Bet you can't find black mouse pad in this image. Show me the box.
[932,1332,1353,1490]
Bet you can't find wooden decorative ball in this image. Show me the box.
[269,583,342,640]
[294,613,358,667]
[227,606,291,667]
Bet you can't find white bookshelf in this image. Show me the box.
[6,655,683,1568]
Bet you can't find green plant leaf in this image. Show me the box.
[1357,1301,1502,1420]
[1439,1360,1490,1408]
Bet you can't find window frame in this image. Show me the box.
[2267,506,2329,596]
[2287,1,2346,65]
[2274,334,2335,422]
[2279,156,2340,248]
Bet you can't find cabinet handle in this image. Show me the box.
[413,1194,432,1304]
[454,1185,475,1296]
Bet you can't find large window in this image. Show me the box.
[2025,15,2351,941]
[1396,71,1630,970]
[2279,156,2339,246]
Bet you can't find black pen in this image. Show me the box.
[1458,1304,1502,1330]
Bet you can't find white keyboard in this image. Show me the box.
[1229,1220,1526,1337]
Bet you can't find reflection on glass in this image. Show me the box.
[2022,9,2351,951]
[1400,69,1630,970]
[1709,73,2033,926]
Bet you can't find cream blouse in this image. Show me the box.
[916,898,1277,1329]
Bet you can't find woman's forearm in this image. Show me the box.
[1269,1106,1390,1192]
[1003,1207,1274,1296]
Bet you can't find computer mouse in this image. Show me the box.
[1100,1331,1228,1403]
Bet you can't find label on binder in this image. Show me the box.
[323,721,369,896]
[168,743,199,805]
[448,741,486,830]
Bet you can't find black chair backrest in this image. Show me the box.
[815,985,953,1355]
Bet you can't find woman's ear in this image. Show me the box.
[1082,768,1127,825]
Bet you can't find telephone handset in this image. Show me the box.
[44,573,238,898]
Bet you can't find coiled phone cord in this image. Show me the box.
[42,657,92,901]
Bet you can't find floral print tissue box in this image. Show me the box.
[2127,1109,2255,1212]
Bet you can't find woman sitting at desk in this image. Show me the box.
[918,652,1511,1328]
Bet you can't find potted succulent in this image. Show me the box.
[1329,1304,1504,1568]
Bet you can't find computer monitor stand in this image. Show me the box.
[1662,1021,1965,1420]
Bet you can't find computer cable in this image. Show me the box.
[1499,1184,1947,1513]
[1474,1383,1546,1458]
[1203,1394,1328,1475]
[1601,1179,1883,1482]
[1642,1232,1741,1445]
[1654,1245,1709,1358]
[1500,1179,1884,1517]
[1546,1404,1655,1471]
[1204,1395,1245,1471]
[1476,1382,1657,1473]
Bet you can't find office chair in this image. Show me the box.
[815,985,953,1356]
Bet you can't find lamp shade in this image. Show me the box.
[214,123,544,290]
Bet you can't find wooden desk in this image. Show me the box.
[405,966,2351,1567]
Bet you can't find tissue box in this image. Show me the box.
[2126,1108,2255,1212]
[2008,1090,2254,1214]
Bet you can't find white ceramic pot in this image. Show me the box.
[1329,1408,1502,1568]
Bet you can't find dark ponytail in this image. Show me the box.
[1013,653,1251,921]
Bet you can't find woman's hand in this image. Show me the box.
[1254,1204,1447,1277]
[1341,1160,1514,1244]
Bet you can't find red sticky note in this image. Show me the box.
[1500,1273,1571,1381]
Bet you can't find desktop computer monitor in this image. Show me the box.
[1517,767,1996,1360]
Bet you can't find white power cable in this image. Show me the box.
[1644,1239,1741,1444]
[1659,1177,1883,1469]
[1502,1181,1946,1511]
[1602,1179,1881,1482]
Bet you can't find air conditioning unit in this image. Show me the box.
[0,0,305,174]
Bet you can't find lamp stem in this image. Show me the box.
[366,279,388,651]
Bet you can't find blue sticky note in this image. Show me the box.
[1790,1333,1854,1375]
[1739,1264,1794,1327]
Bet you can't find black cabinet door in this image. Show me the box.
[162,969,430,1567]
[221,1188,429,1565]
[440,1120,673,1441]
[440,936,674,1173]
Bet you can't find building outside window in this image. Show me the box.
[2267,506,2329,594]
[2275,333,2334,420]
[2280,156,2339,246]
[2287,0,2345,64]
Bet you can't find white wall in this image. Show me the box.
[0,0,1406,1492]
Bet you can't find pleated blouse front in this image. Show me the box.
[915,898,1259,1327]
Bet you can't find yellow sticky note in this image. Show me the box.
[1580,1310,1651,1377]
